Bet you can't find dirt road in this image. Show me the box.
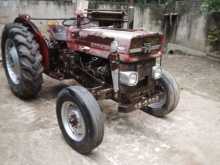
[0,54,220,165]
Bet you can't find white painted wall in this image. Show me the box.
[176,13,207,51]
[0,0,208,52]
[133,6,207,51]
[0,0,76,39]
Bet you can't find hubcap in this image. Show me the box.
[5,39,21,84]
[148,83,167,109]
[61,101,86,142]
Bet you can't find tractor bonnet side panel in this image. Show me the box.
[67,27,163,63]
[67,27,114,59]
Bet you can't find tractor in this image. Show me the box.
[1,8,180,154]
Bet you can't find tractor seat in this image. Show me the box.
[50,25,67,41]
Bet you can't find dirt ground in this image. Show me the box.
[0,54,220,165]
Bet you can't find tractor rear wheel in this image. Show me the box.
[1,23,43,99]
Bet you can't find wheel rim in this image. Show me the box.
[5,39,21,85]
[61,101,86,142]
[148,83,167,109]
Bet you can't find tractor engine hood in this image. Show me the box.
[69,27,164,62]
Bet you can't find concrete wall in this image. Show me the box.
[0,0,209,55]
[175,13,207,52]
[134,7,162,33]
[134,7,207,52]
[0,0,77,40]
[89,2,207,53]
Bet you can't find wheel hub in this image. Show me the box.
[61,101,86,142]
[5,39,21,84]
[69,114,78,127]
[148,84,167,109]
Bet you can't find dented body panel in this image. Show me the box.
[14,14,164,66]
[67,27,163,63]
[9,14,165,111]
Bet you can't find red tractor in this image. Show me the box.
[1,10,179,154]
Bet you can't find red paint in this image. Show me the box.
[67,27,163,63]
[159,34,165,54]
[35,32,49,70]
[13,14,164,69]
[14,15,50,70]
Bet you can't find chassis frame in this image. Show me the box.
[12,14,164,112]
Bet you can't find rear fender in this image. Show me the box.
[14,15,49,70]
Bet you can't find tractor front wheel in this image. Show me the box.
[56,86,104,154]
[143,70,180,117]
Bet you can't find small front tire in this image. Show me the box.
[143,70,180,117]
[56,86,104,154]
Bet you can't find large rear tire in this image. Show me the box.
[56,86,104,154]
[143,70,180,117]
[1,23,43,99]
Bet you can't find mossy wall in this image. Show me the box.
[0,0,76,38]
[0,0,218,57]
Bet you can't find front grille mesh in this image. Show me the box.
[129,35,161,55]
[130,35,160,49]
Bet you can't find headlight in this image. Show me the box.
[120,71,138,86]
[152,65,162,80]
[110,40,119,53]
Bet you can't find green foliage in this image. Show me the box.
[135,0,169,5]
[135,0,145,7]
[208,28,220,45]
[202,1,220,49]
[202,0,220,12]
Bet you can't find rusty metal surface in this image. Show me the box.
[67,27,163,62]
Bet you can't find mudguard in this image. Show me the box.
[14,15,49,70]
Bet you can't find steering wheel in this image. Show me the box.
[62,18,76,26]
[62,17,91,27]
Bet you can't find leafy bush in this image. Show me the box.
[202,0,220,12]
[207,27,220,50]
[208,28,220,41]
[201,0,220,50]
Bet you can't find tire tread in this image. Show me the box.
[1,23,43,99]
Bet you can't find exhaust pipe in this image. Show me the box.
[128,0,134,29]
